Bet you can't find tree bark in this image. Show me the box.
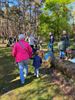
[54,58,75,80]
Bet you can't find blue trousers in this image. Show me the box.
[18,60,29,84]
[34,68,39,77]
[59,51,65,59]
[48,43,54,52]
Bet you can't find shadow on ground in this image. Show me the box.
[0,74,35,95]
[0,47,35,95]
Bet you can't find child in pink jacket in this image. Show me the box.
[12,34,32,84]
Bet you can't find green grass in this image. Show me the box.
[0,46,74,100]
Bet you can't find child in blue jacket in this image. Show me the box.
[33,50,42,77]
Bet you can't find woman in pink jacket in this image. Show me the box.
[12,34,32,84]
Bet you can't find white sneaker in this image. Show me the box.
[24,74,26,77]
[37,75,39,78]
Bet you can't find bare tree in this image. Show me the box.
[0,0,43,38]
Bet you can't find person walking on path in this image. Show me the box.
[33,50,42,78]
[62,30,70,51]
[12,33,32,84]
[58,37,65,61]
[28,33,37,53]
[49,32,54,52]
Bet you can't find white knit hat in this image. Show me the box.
[18,34,25,40]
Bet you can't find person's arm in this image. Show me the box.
[40,58,42,64]
[27,44,33,58]
[25,36,29,41]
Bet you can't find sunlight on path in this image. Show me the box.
[0,47,75,100]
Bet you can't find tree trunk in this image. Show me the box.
[54,58,75,80]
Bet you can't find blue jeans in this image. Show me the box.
[48,43,54,52]
[60,51,65,59]
[18,60,29,84]
[51,43,53,52]
[34,68,39,77]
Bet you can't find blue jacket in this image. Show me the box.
[44,51,55,61]
[33,55,42,68]
[50,35,54,44]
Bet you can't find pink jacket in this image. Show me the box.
[12,39,32,62]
